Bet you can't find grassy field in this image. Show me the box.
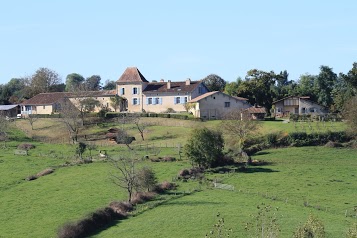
[1,118,354,237]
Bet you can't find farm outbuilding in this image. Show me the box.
[0,105,20,118]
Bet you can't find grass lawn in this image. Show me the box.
[95,147,357,238]
[2,118,354,237]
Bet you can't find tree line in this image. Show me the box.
[202,62,357,114]
[1,63,357,115]
[0,67,117,104]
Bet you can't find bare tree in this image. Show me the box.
[27,113,38,130]
[59,99,82,144]
[221,109,261,152]
[130,114,147,141]
[110,156,138,203]
[116,128,135,150]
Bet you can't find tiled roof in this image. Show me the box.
[243,106,266,114]
[116,67,149,83]
[21,90,116,105]
[189,91,248,103]
[0,105,18,110]
[272,96,310,104]
[143,81,201,93]
[188,91,219,102]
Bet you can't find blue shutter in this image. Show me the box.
[132,88,134,94]
[146,98,149,105]
[153,98,156,105]
[160,98,162,104]
[138,98,140,105]
[174,97,177,104]
[132,98,135,105]
[120,88,124,95]
[180,96,185,104]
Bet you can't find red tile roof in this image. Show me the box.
[188,91,219,102]
[243,106,266,114]
[116,67,149,83]
[21,90,116,105]
[143,81,202,94]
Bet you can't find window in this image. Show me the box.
[277,108,282,113]
[155,97,160,104]
[148,98,152,104]
[224,102,230,108]
[301,107,306,113]
[43,106,45,109]
[133,87,138,94]
[132,98,140,105]
[309,107,316,113]
[175,97,180,104]
[120,88,125,95]
[198,86,203,94]
[184,97,188,103]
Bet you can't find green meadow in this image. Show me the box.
[0,118,355,237]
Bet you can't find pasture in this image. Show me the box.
[0,117,354,237]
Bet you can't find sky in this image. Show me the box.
[0,1,356,85]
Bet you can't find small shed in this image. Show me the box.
[242,106,266,120]
[0,105,20,117]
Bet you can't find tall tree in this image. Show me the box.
[314,65,337,109]
[29,68,62,96]
[85,75,101,91]
[237,69,278,113]
[224,77,242,96]
[343,62,357,89]
[65,73,85,92]
[202,74,226,92]
[103,80,116,90]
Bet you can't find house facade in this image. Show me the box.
[116,67,209,113]
[273,96,327,117]
[21,91,117,115]
[188,91,251,119]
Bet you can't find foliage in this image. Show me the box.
[65,73,85,92]
[85,75,101,91]
[103,80,117,90]
[28,67,62,97]
[245,204,280,238]
[184,127,224,168]
[224,77,242,96]
[221,110,261,151]
[17,143,36,150]
[0,114,9,147]
[293,214,325,238]
[135,166,158,192]
[202,74,226,92]
[75,142,87,160]
[183,102,196,112]
[59,99,82,143]
[315,65,337,109]
[110,95,123,112]
[343,96,357,134]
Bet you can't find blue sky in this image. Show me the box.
[1,1,356,85]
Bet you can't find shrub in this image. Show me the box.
[266,133,280,146]
[131,192,156,205]
[36,168,54,177]
[346,223,357,238]
[57,207,125,238]
[25,175,38,181]
[135,166,158,192]
[109,201,133,214]
[293,214,325,238]
[165,108,175,113]
[17,143,36,150]
[154,181,177,193]
[178,169,190,178]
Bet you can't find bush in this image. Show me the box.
[170,114,188,120]
[25,175,38,181]
[154,181,176,193]
[57,207,125,238]
[293,214,325,238]
[165,108,175,113]
[109,201,133,214]
[17,143,36,150]
[266,133,280,146]
[36,168,54,177]
[325,141,343,148]
[131,192,156,205]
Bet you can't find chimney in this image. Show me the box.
[185,78,191,85]
[167,80,171,89]
[160,79,164,82]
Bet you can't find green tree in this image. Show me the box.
[75,142,87,160]
[135,166,157,192]
[103,79,116,90]
[224,77,242,96]
[29,68,62,97]
[237,69,278,114]
[295,74,318,101]
[314,65,337,109]
[343,96,357,134]
[110,95,123,112]
[85,75,101,91]
[184,127,224,168]
[65,73,85,92]
[343,62,357,89]
[202,74,227,92]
